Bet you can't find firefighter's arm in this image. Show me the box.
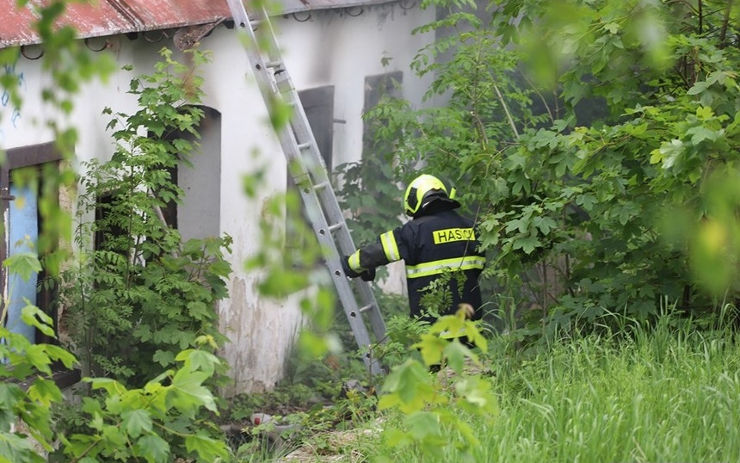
[342,229,404,280]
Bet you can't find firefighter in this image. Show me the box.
[341,174,485,322]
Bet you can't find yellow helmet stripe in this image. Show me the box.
[380,231,401,262]
[405,256,486,279]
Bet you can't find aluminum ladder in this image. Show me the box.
[224,0,387,374]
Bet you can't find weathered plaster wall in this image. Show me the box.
[0,1,435,394]
[278,4,433,297]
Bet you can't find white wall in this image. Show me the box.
[0,1,435,394]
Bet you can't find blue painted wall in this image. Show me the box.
[6,184,38,343]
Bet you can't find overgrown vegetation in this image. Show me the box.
[1,2,234,459]
[375,310,740,462]
[53,346,230,462]
[60,48,232,387]
[0,281,76,463]
[350,0,739,334]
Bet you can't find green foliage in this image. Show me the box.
[2,2,345,462]
[377,309,497,459]
[0,255,76,463]
[335,117,405,247]
[378,310,740,462]
[0,2,114,461]
[55,347,231,462]
[59,48,232,386]
[360,0,740,331]
[373,313,429,368]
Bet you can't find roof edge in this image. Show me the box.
[0,0,408,49]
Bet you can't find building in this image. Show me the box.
[0,0,434,394]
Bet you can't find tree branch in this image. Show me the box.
[493,82,520,140]
[521,72,554,123]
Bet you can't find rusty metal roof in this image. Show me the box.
[0,0,230,48]
[0,0,400,49]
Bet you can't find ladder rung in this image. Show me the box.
[327,222,343,232]
[297,142,311,150]
[359,304,374,313]
[266,60,283,69]
[313,181,330,191]
[250,19,263,30]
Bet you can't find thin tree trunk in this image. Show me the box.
[698,0,703,34]
[719,0,734,48]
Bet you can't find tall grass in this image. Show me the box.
[381,313,740,462]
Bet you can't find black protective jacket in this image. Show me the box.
[346,201,485,320]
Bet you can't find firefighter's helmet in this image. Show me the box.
[403,174,457,217]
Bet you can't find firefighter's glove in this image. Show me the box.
[360,267,376,282]
[341,255,375,282]
[341,255,361,278]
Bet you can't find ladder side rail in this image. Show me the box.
[225,0,385,370]
[286,108,357,254]
[273,104,384,373]
[285,146,383,373]
[225,1,282,108]
[358,290,386,342]
[274,63,387,343]
[287,111,387,342]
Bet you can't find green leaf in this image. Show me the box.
[169,369,217,413]
[176,349,219,376]
[505,217,530,234]
[102,423,127,446]
[687,80,709,95]
[576,194,596,211]
[380,359,434,413]
[44,344,77,368]
[26,378,62,407]
[604,22,620,34]
[455,377,497,412]
[443,340,469,373]
[152,350,175,367]
[0,383,23,420]
[512,235,541,254]
[184,434,229,462]
[0,432,46,463]
[24,345,52,374]
[533,216,557,235]
[656,139,684,169]
[695,105,714,120]
[686,126,719,145]
[88,378,127,396]
[405,411,442,441]
[414,333,447,367]
[122,409,152,438]
[3,252,42,282]
[20,304,55,337]
[134,435,170,463]
[383,428,413,448]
